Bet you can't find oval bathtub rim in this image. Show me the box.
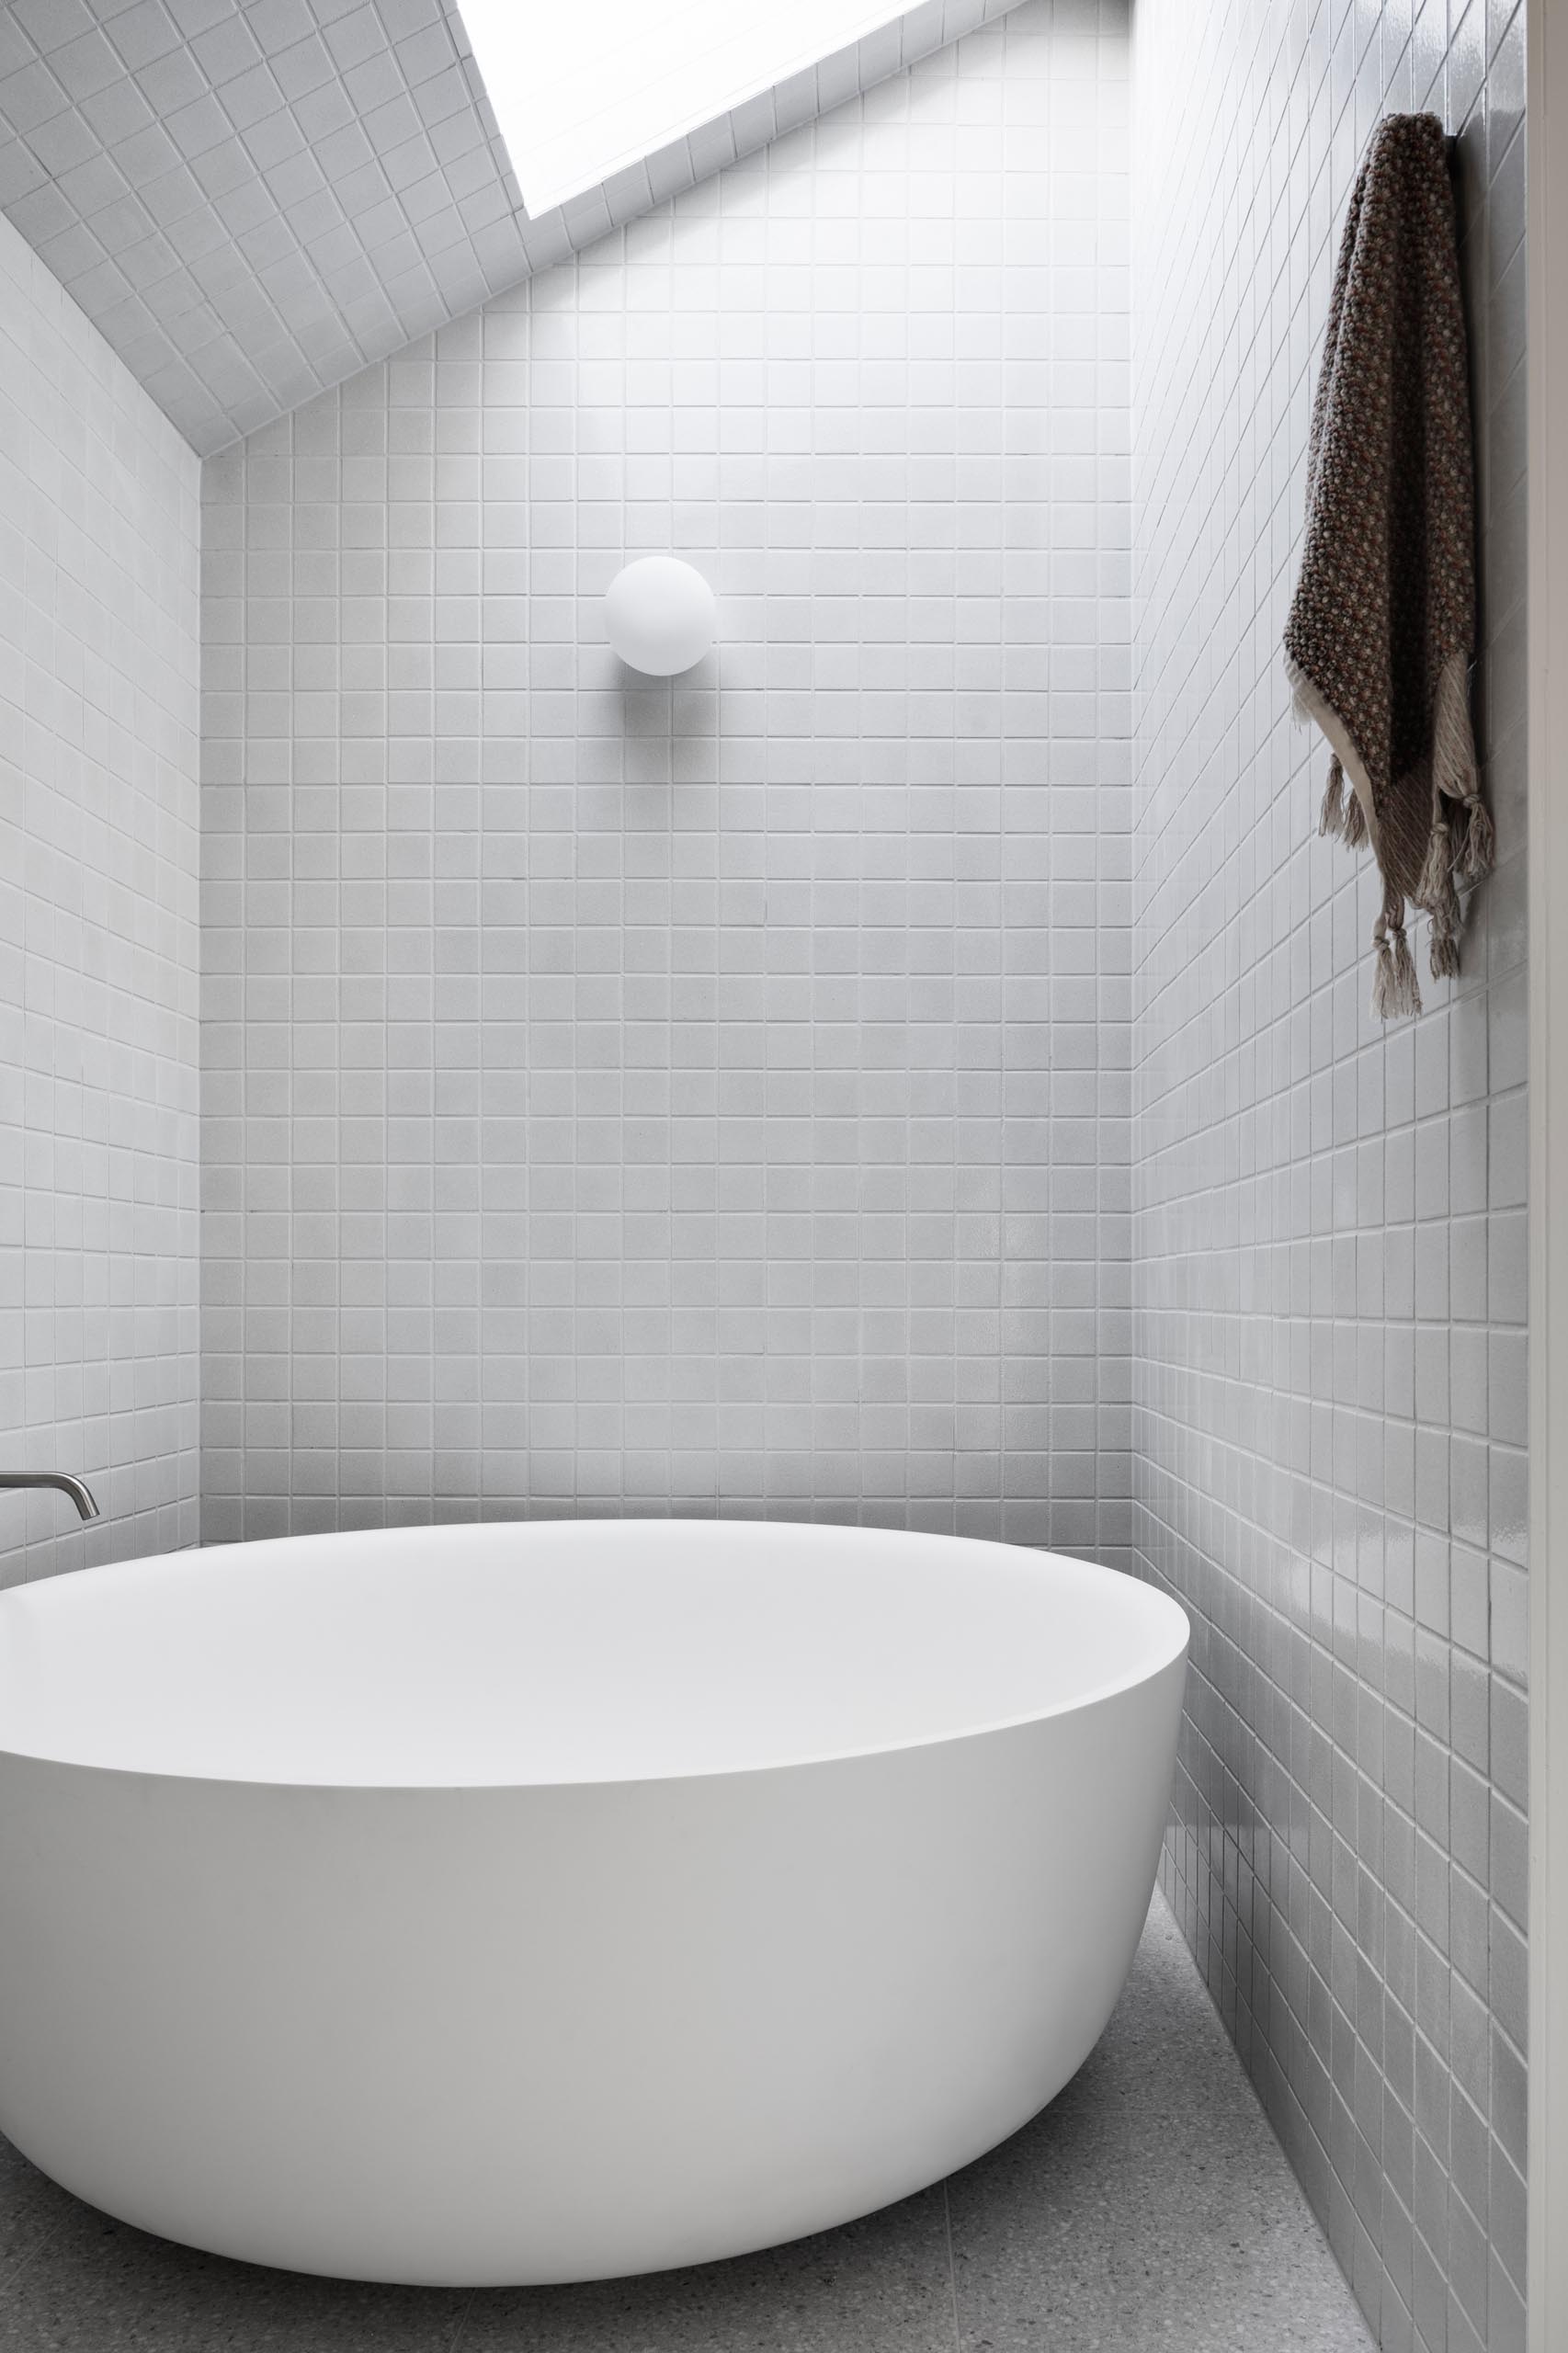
[0,1532,1191,1795]
[0,1651,1189,1802]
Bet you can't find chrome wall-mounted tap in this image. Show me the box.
[0,1473,100,1521]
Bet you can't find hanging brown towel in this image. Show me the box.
[1282,110,1493,1018]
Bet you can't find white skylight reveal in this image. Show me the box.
[458,0,915,219]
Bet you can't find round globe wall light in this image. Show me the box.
[604,557,716,676]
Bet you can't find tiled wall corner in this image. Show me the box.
[199,0,1135,1550]
[0,207,202,1586]
[1131,5,1528,2350]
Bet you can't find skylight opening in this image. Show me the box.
[457,0,914,221]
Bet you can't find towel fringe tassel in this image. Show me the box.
[1415,814,1454,909]
[1319,756,1346,837]
[1425,649,1494,890]
[1315,753,1369,850]
[1416,813,1464,961]
[1459,792,1494,883]
[1372,893,1422,1020]
[1296,657,1488,1021]
[1429,922,1461,981]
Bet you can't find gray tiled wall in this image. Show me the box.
[0,203,202,1587]
[199,0,1135,1548]
[1130,5,1528,2350]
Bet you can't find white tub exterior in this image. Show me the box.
[0,1521,1187,2286]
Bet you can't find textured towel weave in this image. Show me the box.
[1282,111,1491,1017]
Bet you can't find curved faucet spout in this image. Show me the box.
[0,1473,100,1522]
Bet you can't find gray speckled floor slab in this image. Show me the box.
[458,2188,957,2353]
[0,1893,1372,2353]
[946,1895,1373,2353]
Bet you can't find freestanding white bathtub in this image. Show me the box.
[0,1520,1187,2286]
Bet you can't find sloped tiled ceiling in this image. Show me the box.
[0,0,1026,457]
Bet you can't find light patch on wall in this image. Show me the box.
[458,0,911,215]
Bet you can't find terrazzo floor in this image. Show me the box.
[0,1893,1371,2351]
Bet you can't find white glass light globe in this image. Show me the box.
[604,557,716,676]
